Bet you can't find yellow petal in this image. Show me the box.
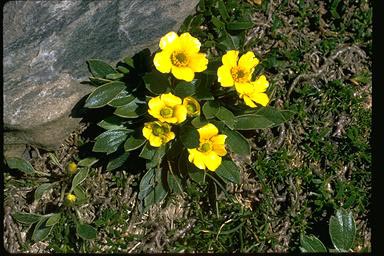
[149,134,162,147]
[249,92,269,106]
[154,51,172,73]
[198,123,218,140]
[192,151,206,170]
[211,134,227,145]
[243,95,257,108]
[188,53,208,72]
[222,50,239,67]
[188,148,197,162]
[164,131,175,142]
[235,82,253,95]
[238,51,259,70]
[159,31,179,50]
[173,104,187,123]
[203,151,222,171]
[217,65,234,87]
[148,108,161,119]
[179,32,201,54]
[171,66,195,81]
[251,75,269,93]
[142,126,152,140]
[161,93,182,107]
[148,96,165,110]
[164,116,178,124]
[213,144,227,156]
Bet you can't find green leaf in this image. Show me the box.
[139,169,156,198]
[46,213,61,226]
[139,168,168,213]
[194,75,214,100]
[215,159,240,184]
[89,77,112,86]
[329,209,356,252]
[219,124,250,156]
[191,116,208,128]
[187,164,206,185]
[254,107,294,124]
[143,181,168,212]
[73,186,87,204]
[139,142,157,160]
[215,106,235,129]
[87,59,115,78]
[34,183,53,201]
[32,217,53,242]
[217,0,230,21]
[76,223,97,240]
[97,116,128,130]
[124,134,146,152]
[84,81,126,108]
[106,152,129,171]
[113,101,147,118]
[146,146,166,169]
[107,91,135,107]
[77,157,99,167]
[167,173,183,193]
[179,126,200,149]
[117,66,130,74]
[6,157,35,174]
[70,168,89,192]
[226,21,254,30]
[123,56,135,68]
[143,70,170,95]
[12,212,42,225]
[234,114,274,129]
[105,72,124,80]
[174,80,198,98]
[93,129,129,154]
[211,16,225,30]
[300,234,328,252]
[202,101,220,119]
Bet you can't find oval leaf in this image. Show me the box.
[143,70,170,95]
[12,212,42,225]
[329,209,356,251]
[6,157,35,174]
[107,91,135,107]
[215,159,240,184]
[105,72,124,80]
[84,81,126,108]
[34,183,53,201]
[221,125,250,156]
[46,213,61,226]
[215,106,235,129]
[174,80,198,98]
[93,129,129,154]
[202,101,220,119]
[106,153,129,171]
[234,114,274,129]
[32,217,53,242]
[114,101,147,118]
[76,223,97,240]
[77,157,99,167]
[70,168,89,192]
[226,21,254,30]
[180,126,200,149]
[124,134,146,152]
[300,234,327,252]
[87,59,115,78]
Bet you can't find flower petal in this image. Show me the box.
[161,93,182,107]
[243,95,257,108]
[172,66,195,82]
[211,134,227,145]
[173,104,187,123]
[213,144,227,156]
[188,148,197,162]
[142,126,152,140]
[217,65,234,87]
[149,134,162,147]
[189,53,208,72]
[251,75,269,93]
[198,123,219,140]
[164,131,175,142]
[179,32,201,54]
[249,92,269,106]
[159,31,179,50]
[154,51,172,73]
[192,151,206,170]
[235,82,253,95]
[222,50,239,67]
[203,151,222,171]
[238,51,259,70]
[148,96,165,110]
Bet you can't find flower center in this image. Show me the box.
[186,103,196,114]
[153,125,165,136]
[199,142,212,153]
[160,107,173,118]
[171,52,189,67]
[231,66,249,83]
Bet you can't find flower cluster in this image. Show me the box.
[143,31,270,171]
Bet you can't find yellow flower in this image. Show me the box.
[67,162,77,174]
[187,123,227,171]
[148,93,187,124]
[153,32,208,82]
[217,50,269,107]
[183,96,201,117]
[142,121,175,147]
[235,75,270,108]
[65,193,76,204]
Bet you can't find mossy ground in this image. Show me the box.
[4,0,371,253]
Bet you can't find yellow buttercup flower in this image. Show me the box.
[65,193,76,204]
[187,123,227,171]
[217,50,269,108]
[235,75,270,108]
[183,96,201,117]
[153,32,208,82]
[142,121,175,147]
[67,162,77,174]
[148,93,187,124]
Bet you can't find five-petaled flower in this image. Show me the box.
[153,32,208,82]
[188,123,227,171]
[217,50,270,108]
[67,162,77,175]
[65,193,77,204]
[148,93,187,124]
[142,121,175,147]
[183,96,201,117]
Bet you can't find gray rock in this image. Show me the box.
[4,0,199,156]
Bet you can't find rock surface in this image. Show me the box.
[3,0,199,156]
